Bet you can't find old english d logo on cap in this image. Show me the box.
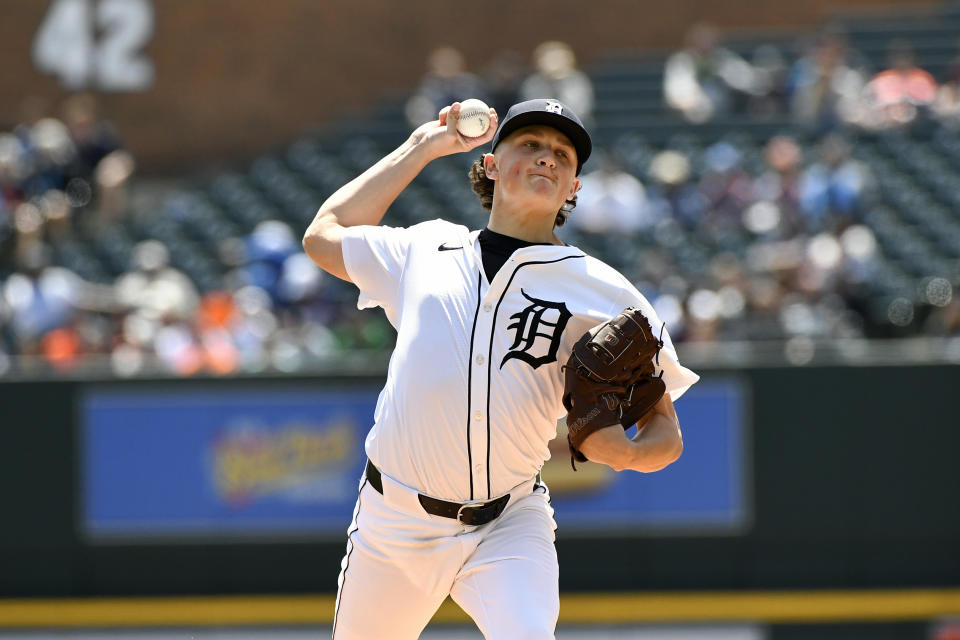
[545,100,563,115]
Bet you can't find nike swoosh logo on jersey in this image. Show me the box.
[438,243,463,251]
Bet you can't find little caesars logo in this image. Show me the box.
[213,421,355,504]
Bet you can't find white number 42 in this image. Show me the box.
[33,0,154,91]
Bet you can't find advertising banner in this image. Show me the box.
[82,387,376,540]
[81,379,747,540]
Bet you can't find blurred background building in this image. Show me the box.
[0,1,958,638]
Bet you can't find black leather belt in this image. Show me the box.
[365,460,510,526]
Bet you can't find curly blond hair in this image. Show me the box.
[468,156,576,227]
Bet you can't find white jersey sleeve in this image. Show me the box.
[340,219,471,326]
[340,224,413,323]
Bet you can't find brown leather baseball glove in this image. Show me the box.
[562,307,666,469]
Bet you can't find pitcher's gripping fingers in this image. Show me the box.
[436,102,499,153]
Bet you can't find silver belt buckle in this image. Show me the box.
[456,498,485,524]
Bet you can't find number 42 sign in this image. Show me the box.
[32,0,154,92]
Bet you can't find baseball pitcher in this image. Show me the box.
[303,98,699,639]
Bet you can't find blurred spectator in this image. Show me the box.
[568,151,654,234]
[152,317,203,376]
[193,290,240,375]
[114,240,199,321]
[944,40,960,87]
[737,274,789,340]
[645,149,706,229]
[9,96,51,192]
[933,41,960,128]
[62,94,123,180]
[664,23,756,123]
[482,50,527,120]
[22,117,75,199]
[788,27,868,133]
[2,244,80,357]
[0,134,28,213]
[62,93,134,225]
[858,40,938,130]
[799,134,872,231]
[698,140,755,225]
[520,41,594,123]
[0,136,28,261]
[10,202,49,272]
[35,188,73,243]
[405,46,488,127]
[42,325,83,372]
[239,220,300,305]
[752,136,804,236]
[747,44,790,118]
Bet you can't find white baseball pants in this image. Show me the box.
[332,468,559,640]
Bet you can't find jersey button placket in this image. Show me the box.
[469,288,495,500]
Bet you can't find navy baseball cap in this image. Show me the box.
[490,98,592,175]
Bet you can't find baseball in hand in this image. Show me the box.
[455,99,492,138]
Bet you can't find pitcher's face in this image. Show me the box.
[485,125,580,214]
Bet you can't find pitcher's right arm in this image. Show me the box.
[302,102,498,282]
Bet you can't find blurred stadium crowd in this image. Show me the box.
[2,13,960,377]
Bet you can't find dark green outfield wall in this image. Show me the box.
[0,365,957,598]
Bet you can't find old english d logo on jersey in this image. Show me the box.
[500,290,571,370]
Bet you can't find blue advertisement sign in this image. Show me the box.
[545,379,749,535]
[81,379,748,540]
[81,387,376,540]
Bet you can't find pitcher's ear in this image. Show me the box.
[483,153,499,179]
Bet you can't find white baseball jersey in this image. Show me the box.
[342,218,699,502]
